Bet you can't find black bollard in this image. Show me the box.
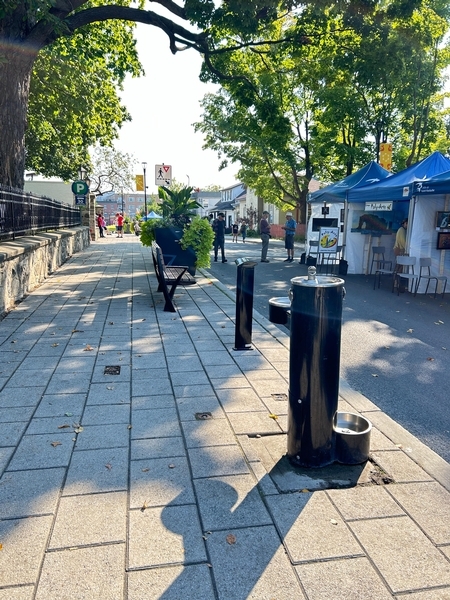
[287,266,345,467]
[234,258,257,350]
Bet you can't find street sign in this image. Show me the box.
[75,195,86,206]
[71,180,89,195]
[155,164,172,186]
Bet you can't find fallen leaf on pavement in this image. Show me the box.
[372,374,378,377]
[226,534,236,545]
[330,519,338,526]
[141,501,149,512]
[269,414,279,420]
[406,328,414,333]
[51,441,62,447]
[58,424,70,429]
[168,463,175,469]
[83,345,94,351]
[105,463,112,470]
[426,357,434,361]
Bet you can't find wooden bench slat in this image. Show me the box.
[151,241,196,311]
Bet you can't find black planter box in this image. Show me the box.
[154,227,197,276]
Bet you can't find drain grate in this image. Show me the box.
[104,365,121,375]
[195,412,213,420]
[271,393,288,401]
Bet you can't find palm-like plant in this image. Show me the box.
[158,186,201,226]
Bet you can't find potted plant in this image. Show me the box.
[139,186,214,275]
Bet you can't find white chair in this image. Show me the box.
[415,258,448,298]
[370,246,392,275]
[393,256,417,295]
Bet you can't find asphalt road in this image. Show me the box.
[205,237,450,463]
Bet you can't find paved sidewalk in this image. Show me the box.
[0,236,449,599]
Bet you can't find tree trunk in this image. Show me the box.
[0,44,38,189]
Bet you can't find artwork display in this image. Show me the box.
[436,232,450,250]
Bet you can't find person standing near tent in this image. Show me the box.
[394,218,408,256]
[260,211,271,262]
[212,212,227,263]
[281,212,296,262]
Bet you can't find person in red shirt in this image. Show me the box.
[116,212,124,238]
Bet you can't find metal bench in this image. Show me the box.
[151,242,196,312]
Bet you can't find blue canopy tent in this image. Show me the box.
[309,161,390,204]
[307,162,390,265]
[408,169,450,293]
[146,211,163,219]
[348,151,450,203]
[342,152,450,275]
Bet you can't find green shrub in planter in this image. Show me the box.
[180,216,215,269]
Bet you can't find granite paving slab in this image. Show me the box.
[295,556,393,600]
[194,474,272,531]
[81,403,130,425]
[0,421,28,446]
[131,437,186,461]
[266,491,363,563]
[48,491,127,548]
[387,481,450,544]
[131,406,182,439]
[0,587,34,600]
[86,382,131,405]
[176,395,225,421]
[327,486,406,520]
[0,467,66,518]
[74,423,130,450]
[131,394,176,410]
[182,418,237,448]
[7,432,75,471]
[34,544,125,600]
[132,377,173,397]
[371,450,434,483]
[63,447,129,495]
[350,516,450,593]
[188,444,250,479]
[0,515,53,586]
[206,525,303,600]
[227,411,283,435]
[33,393,86,418]
[129,456,195,508]
[128,504,206,568]
[127,564,215,600]
[0,386,46,408]
[216,387,268,412]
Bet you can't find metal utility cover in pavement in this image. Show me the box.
[104,366,121,375]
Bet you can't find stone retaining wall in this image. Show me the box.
[0,227,90,317]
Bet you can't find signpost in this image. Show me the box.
[71,180,89,196]
[75,195,86,206]
[155,164,172,186]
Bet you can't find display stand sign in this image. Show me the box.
[318,227,339,253]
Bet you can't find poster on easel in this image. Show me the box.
[319,227,339,253]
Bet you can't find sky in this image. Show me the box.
[115,23,240,194]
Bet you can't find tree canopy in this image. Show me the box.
[1,0,450,194]
[194,0,450,219]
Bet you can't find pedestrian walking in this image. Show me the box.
[97,214,105,238]
[260,211,271,262]
[134,220,141,236]
[232,222,239,242]
[282,211,296,262]
[240,222,247,243]
[116,212,124,238]
[212,212,227,263]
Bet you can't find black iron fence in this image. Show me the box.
[0,185,81,242]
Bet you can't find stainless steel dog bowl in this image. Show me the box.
[334,412,372,464]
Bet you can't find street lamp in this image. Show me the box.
[121,189,124,215]
[142,162,147,220]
